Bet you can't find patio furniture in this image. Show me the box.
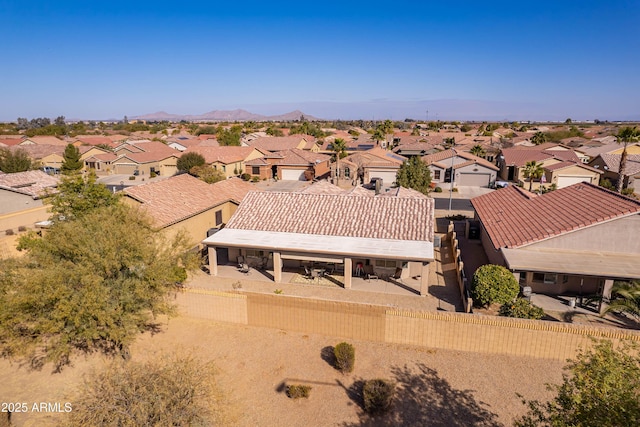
[259,256,269,270]
[363,265,378,282]
[311,269,324,283]
[355,262,364,277]
[304,266,314,283]
[238,263,250,275]
[390,267,403,282]
[237,255,245,268]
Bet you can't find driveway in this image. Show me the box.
[253,179,311,192]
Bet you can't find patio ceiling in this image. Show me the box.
[502,248,640,280]
[203,229,434,262]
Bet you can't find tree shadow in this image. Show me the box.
[341,363,502,427]
[321,346,336,369]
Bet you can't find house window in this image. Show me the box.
[374,259,397,268]
[222,165,226,172]
[433,170,441,180]
[486,155,494,162]
[344,168,350,178]
[246,249,264,257]
[215,210,222,226]
[533,273,557,284]
[252,166,260,175]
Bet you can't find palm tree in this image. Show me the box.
[603,281,640,321]
[469,144,486,158]
[522,160,544,192]
[331,138,347,186]
[530,132,547,145]
[615,126,640,193]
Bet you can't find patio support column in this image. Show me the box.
[420,262,430,296]
[599,279,614,314]
[273,251,282,283]
[524,271,533,286]
[344,258,352,289]
[207,246,218,276]
[512,271,521,283]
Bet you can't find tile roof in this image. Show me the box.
[0,137,24,146]
[499,147,580,167]
[0,170,59,198]
[597,154,640,175]
[114,141,178,163]
[8,144,64,159]
[273,148,330,166]
[182,146,257,164]
[421,149,499,171]
[298,180,345,195]
[123,175,256,228]
[74,136,114,146]
[343,147,407,168]
[544,161,601,173]
[247,135,316,152]
[226,191,434,242]
[471,183,640,250]
[24,136,67,146]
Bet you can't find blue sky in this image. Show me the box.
[1,0,638,121]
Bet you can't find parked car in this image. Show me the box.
[493,181,509,189]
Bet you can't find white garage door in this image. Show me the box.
[557,176,592,188]
[368,170,397,186]
[457,173,491,187]
[281,168,307,181]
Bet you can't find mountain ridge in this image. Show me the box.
[132,109,319,121]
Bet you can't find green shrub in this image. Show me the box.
[241,173,251,181]
[128,175,136,180]
[18,225,27,232]
[471,264,519,307]
[334,342,355,373]
[434,187,443,193]
[286,384,311,399]
[150,171,157,178]
[452,187,459,192]
[363,379,395,414]
[5,229,14,236]
[499,298,544,319]
[251,176,260,182]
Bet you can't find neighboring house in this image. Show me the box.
[246,148,330,181]
[122,174,256,247]
[392,142,440,157]
[422,149,499,189]
[471,183,640,312]
[541,161,601,189]
[111,141,179,176]
[497,146,585,188]
[341,147,407,186]
[166,138,202,152]
[245,135,319,152]
[0,137,24,147]
[203,190,435,295]
[8,144,65,170]
[181,146,265,178]
[589,153,640,191]
[20,136,67,146]
[579,142,640,162]
[72,136,115,148]
[0,170,58,230]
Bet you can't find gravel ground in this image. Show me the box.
[1,316,565,427]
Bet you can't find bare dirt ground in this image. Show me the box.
[1,316,565,427]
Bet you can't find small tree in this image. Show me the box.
[614,126,640,193]
[177,152,206,173]
[515,340,640,427]
[522,160,544,192]
[45,170,119,221]
[331,138,347,185]
[363,379,396,415]
[530,131,547,145]
[0,147,32,173]
[471,264,519,307]
[61,143,83,174]
[66,355,221,426]
[334,342,355,373]
[396,156,432,195]
[190,165,226,184]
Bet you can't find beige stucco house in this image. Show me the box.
[471,183,640,313]
[181,146,265,178]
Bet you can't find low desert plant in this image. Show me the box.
[251,176,260,182]
[472,264,519,307]
[334,342,355,373]
[5,229,14,236]
[287,384,311,399]
[241,173,251,181]
[274,289,283,294]
[128,175,136,180]
[499,298,545,320]
[363,378,395,414]
[452,187,459,192]
[434,186,443,193]
[18,226,27,232]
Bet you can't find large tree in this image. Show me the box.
[615,126,640,193]
[515,339,640,427]
[0,147,32,173]
[530,131,547,145]
[61,143,83,174]
[46,170,119,221]
[396,156,432,195]
[522,160,544,192]
[177,152,206,173]
[0,204,195,370]
[331,137,347,186]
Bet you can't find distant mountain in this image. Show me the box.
[131,109,319,122]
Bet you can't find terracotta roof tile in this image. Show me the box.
[247,135,316,152]
[183,146,257,164]
[124,175,256,228]
[471,183,640,250]
[227,192,434,242]
[273,148,330,166]
[0,170,59,198]
[598,154,640,175]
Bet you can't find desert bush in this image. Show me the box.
[18,226,27,232]
[128,175,135,180]
[251,176,260,182]
[499,298,544,320]
[452,187,459,192]
[287,384,311,399]
[334,342,355,373]
[241,173,251,181]
[434,186,443,193]
[472,264,519,307]
[5,229,14,236]
[363,378,395,414]
[66,354,221,426]
[150,171,157,178]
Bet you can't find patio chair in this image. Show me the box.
[238,263,250,275]
[363,265,378,282]
[237,255,245,267]
[304,266,313,283]
[390,267,403,282]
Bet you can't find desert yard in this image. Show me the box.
[1,315,565,427]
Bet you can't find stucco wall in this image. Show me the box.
[527,214,640,254]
